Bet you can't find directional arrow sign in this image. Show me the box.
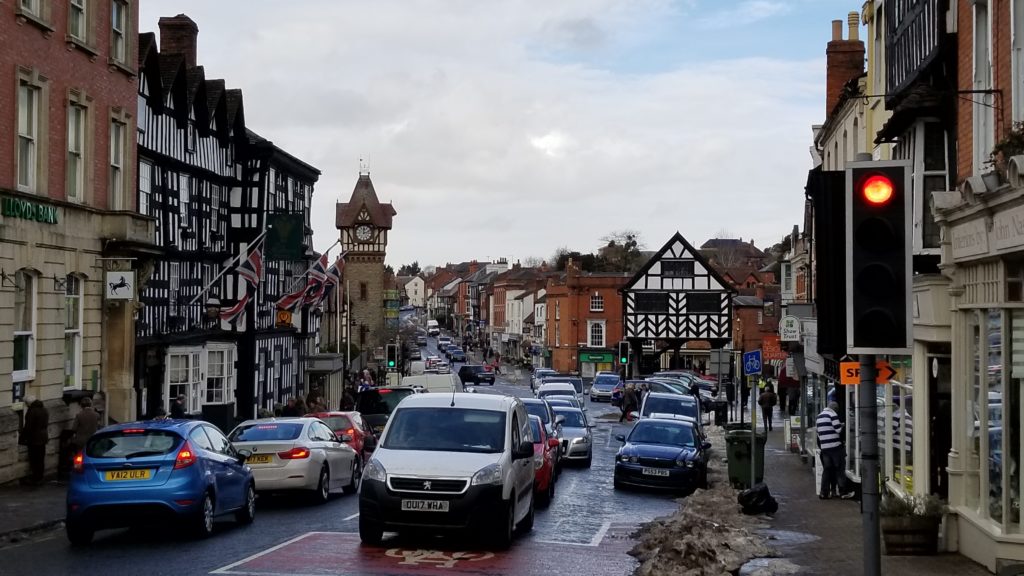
[840,360,897,385]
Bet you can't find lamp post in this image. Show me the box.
[205,297,222,322]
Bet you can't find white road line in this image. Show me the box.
[342,512,360,521]
[211,531,323,574]
[588,520,612,547]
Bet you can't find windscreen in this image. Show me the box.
[383,407,506,453]
[553,409,586,428]
[323,416,352,432]
[86,430,180,458]
[356,388,415,416]
[628,421,695,447]
[642,396,698,419]
[229,422,304,442]
[593,374,619,389]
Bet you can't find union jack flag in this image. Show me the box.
[302,254,330,306]
[276,254,328,312]
[314,255,345,307]
[236,246,264,288]
[219,293,250,323]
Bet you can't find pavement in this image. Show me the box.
[755,407,992,575]
[0,479,66,543]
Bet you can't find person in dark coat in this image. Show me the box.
[758,384,778,431]
[21,397,49,485]
[170,394,187,419]
[281,398,300,417]
[71,397,100,451]
[340,388,356,411]
[620,384,638,423]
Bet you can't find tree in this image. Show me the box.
[397,261,421,276]
[521,256,546,268]
[598,230,645,273]
[384,264,395,276]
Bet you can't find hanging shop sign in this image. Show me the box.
[2,196,60,224]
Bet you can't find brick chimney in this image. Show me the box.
[756,283,765,300]
[159,14,199,68]
[825,12,864,117]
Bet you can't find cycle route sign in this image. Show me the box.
[742,350,762,376]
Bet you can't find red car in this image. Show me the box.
[529,414,558,507]
[307,411,377,462]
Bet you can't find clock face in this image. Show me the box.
[355,225,373,242]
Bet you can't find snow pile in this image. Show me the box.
[628,426,775,576]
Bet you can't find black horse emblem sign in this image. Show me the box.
[106,272,134,300]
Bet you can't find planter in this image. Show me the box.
[881,515,940,555]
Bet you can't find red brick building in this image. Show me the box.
[545,261,630,376]
[1,1,155,483]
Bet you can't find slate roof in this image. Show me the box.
[336,174,396,229]
[733,295,764,307]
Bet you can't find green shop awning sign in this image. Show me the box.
[580,352,613,363]
[2,196,59,224]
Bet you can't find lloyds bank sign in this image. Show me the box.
[2,196,60,224]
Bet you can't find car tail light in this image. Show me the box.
[278,447,310,460]
[174,442,196,469]
[72,451,84,474]
[123,428,145,434]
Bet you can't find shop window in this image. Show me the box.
[1008,310,1024,529]
[167,350,201,414]
[13,270,37,381]
[64,274,83,389]
[988,310,1004,522]
[206,347,234,404]
[1008,261,1024,302]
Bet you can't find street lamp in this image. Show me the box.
[205,297,222,320]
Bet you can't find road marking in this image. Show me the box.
[342,512,359,521]
[534,520,613,548]
[211,532,323,574]
[589,520,612,547]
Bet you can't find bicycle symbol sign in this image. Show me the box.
[743,350,762,376]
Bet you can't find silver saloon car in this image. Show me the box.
[551,407,592,468]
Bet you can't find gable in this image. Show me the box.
[626,232,732,292]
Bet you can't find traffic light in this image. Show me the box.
[386,344,398,369]
[845,159,912,354]
[618,341,629,364]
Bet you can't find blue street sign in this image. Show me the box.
[743,350,762,376]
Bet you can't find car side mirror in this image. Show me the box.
[702,442,712,451]
[615,434,626,443]
[236,448,252,465]
[363,436,378,450]
[340,434,353,443]
[548,437,559,449]
[514,440,533,460]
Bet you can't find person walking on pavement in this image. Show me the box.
[758,384,778,431]
[170,394,187,419]
[620,384,638,423]
[816,401,854,499]
[70,397,100,452]
[20,396,49,485]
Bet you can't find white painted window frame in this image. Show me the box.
[590,293,604,312]
[972,0,994,174]
[13,270,37,383]
[17,81,39,192]
[67,102,86,202]
[588,320,606,348]
[64,274,83,390]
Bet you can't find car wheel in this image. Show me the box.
[359,514,384,546]
[343,460,362,495]
[236,483,256,524]
[493,500,514,550]
[66,521,93,545]
[313,466,330,504]
[613,478,625,491]
[193,492,215,538]
[584,454,592,468]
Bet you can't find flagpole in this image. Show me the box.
[188,231,268,306]
[346,277,352,371]
[276,238,342,300]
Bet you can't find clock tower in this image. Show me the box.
[337,173,397,352]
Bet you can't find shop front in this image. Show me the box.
[577,348,614,379]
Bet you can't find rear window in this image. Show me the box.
[356,388,415,416]
[86,430,180,458]
[593,375,619,387]
[323,416,353,432]
[229,423,304,442]
[538,387,574,399]
[546,379,583,393]
[642,396,698,419]
[524,402,550,424]
[529,418,543,442]
[553,410,587,428]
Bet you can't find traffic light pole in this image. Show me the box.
[858,354,881,576]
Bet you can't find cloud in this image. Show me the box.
[140,0,821,267]
[698,1,791,29]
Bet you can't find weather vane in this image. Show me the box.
[358,155,370,176]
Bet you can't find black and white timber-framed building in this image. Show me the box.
[134,16,321,428]
[621,232,735,374]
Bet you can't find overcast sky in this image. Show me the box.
[141,0,848,268]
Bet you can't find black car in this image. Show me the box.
[416,335,428,346]
[614,418,711,494]
[355,386,419,436]
[458,364,495,386]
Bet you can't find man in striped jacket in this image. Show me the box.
[816,401,852,499]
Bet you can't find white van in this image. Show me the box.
[408,361,426,376]
[426,319,440,336]
[401,373,462,394]
[358,393,536,548]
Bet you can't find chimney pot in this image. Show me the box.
[831,19,843,40]
[848,11,860,41]
[159,14,199,68]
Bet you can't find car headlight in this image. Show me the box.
[675,458,695,468]
[572,436,590,445]
[471,463,503,486]
[363,458,386,482]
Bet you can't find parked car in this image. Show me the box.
[437,336,453,351]
[536,383,578,401]
[355,386,420,436]
[228,418,361,502]
[531,368,558,391]
[545,395,584,411]
[459,364,496,386]
[540,376,585,404]
[590,373,620,402]
[528,415,558,507]
[416,334,428,346]
[654,371,719,396]
[521,397,565,470]
[614,417,711,493]
[551,407,592,467]
[448,347,467,363]
[66,420,256,544]
[306,411,378,462]
[358,393,536,549]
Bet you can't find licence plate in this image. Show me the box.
[641,467,670,477]
[247,454,273,465]
[105,469,152,481]
[401,499,449,512]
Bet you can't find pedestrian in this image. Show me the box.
[281,397,300,417]
[170,394,187,419]
[70,397,100,452]
[362,369,375,388]
[816,401,854,499]
[306,385,323,409]
[340,387,356,411]
[620,384,638,423]
[294,397,308,415]
[20,396,49,485]
[758,384,778,431]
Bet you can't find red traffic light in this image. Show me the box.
[861,174,894,205]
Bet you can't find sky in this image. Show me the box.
[140,0,855,269]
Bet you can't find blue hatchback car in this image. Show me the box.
[66,419,256,544]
